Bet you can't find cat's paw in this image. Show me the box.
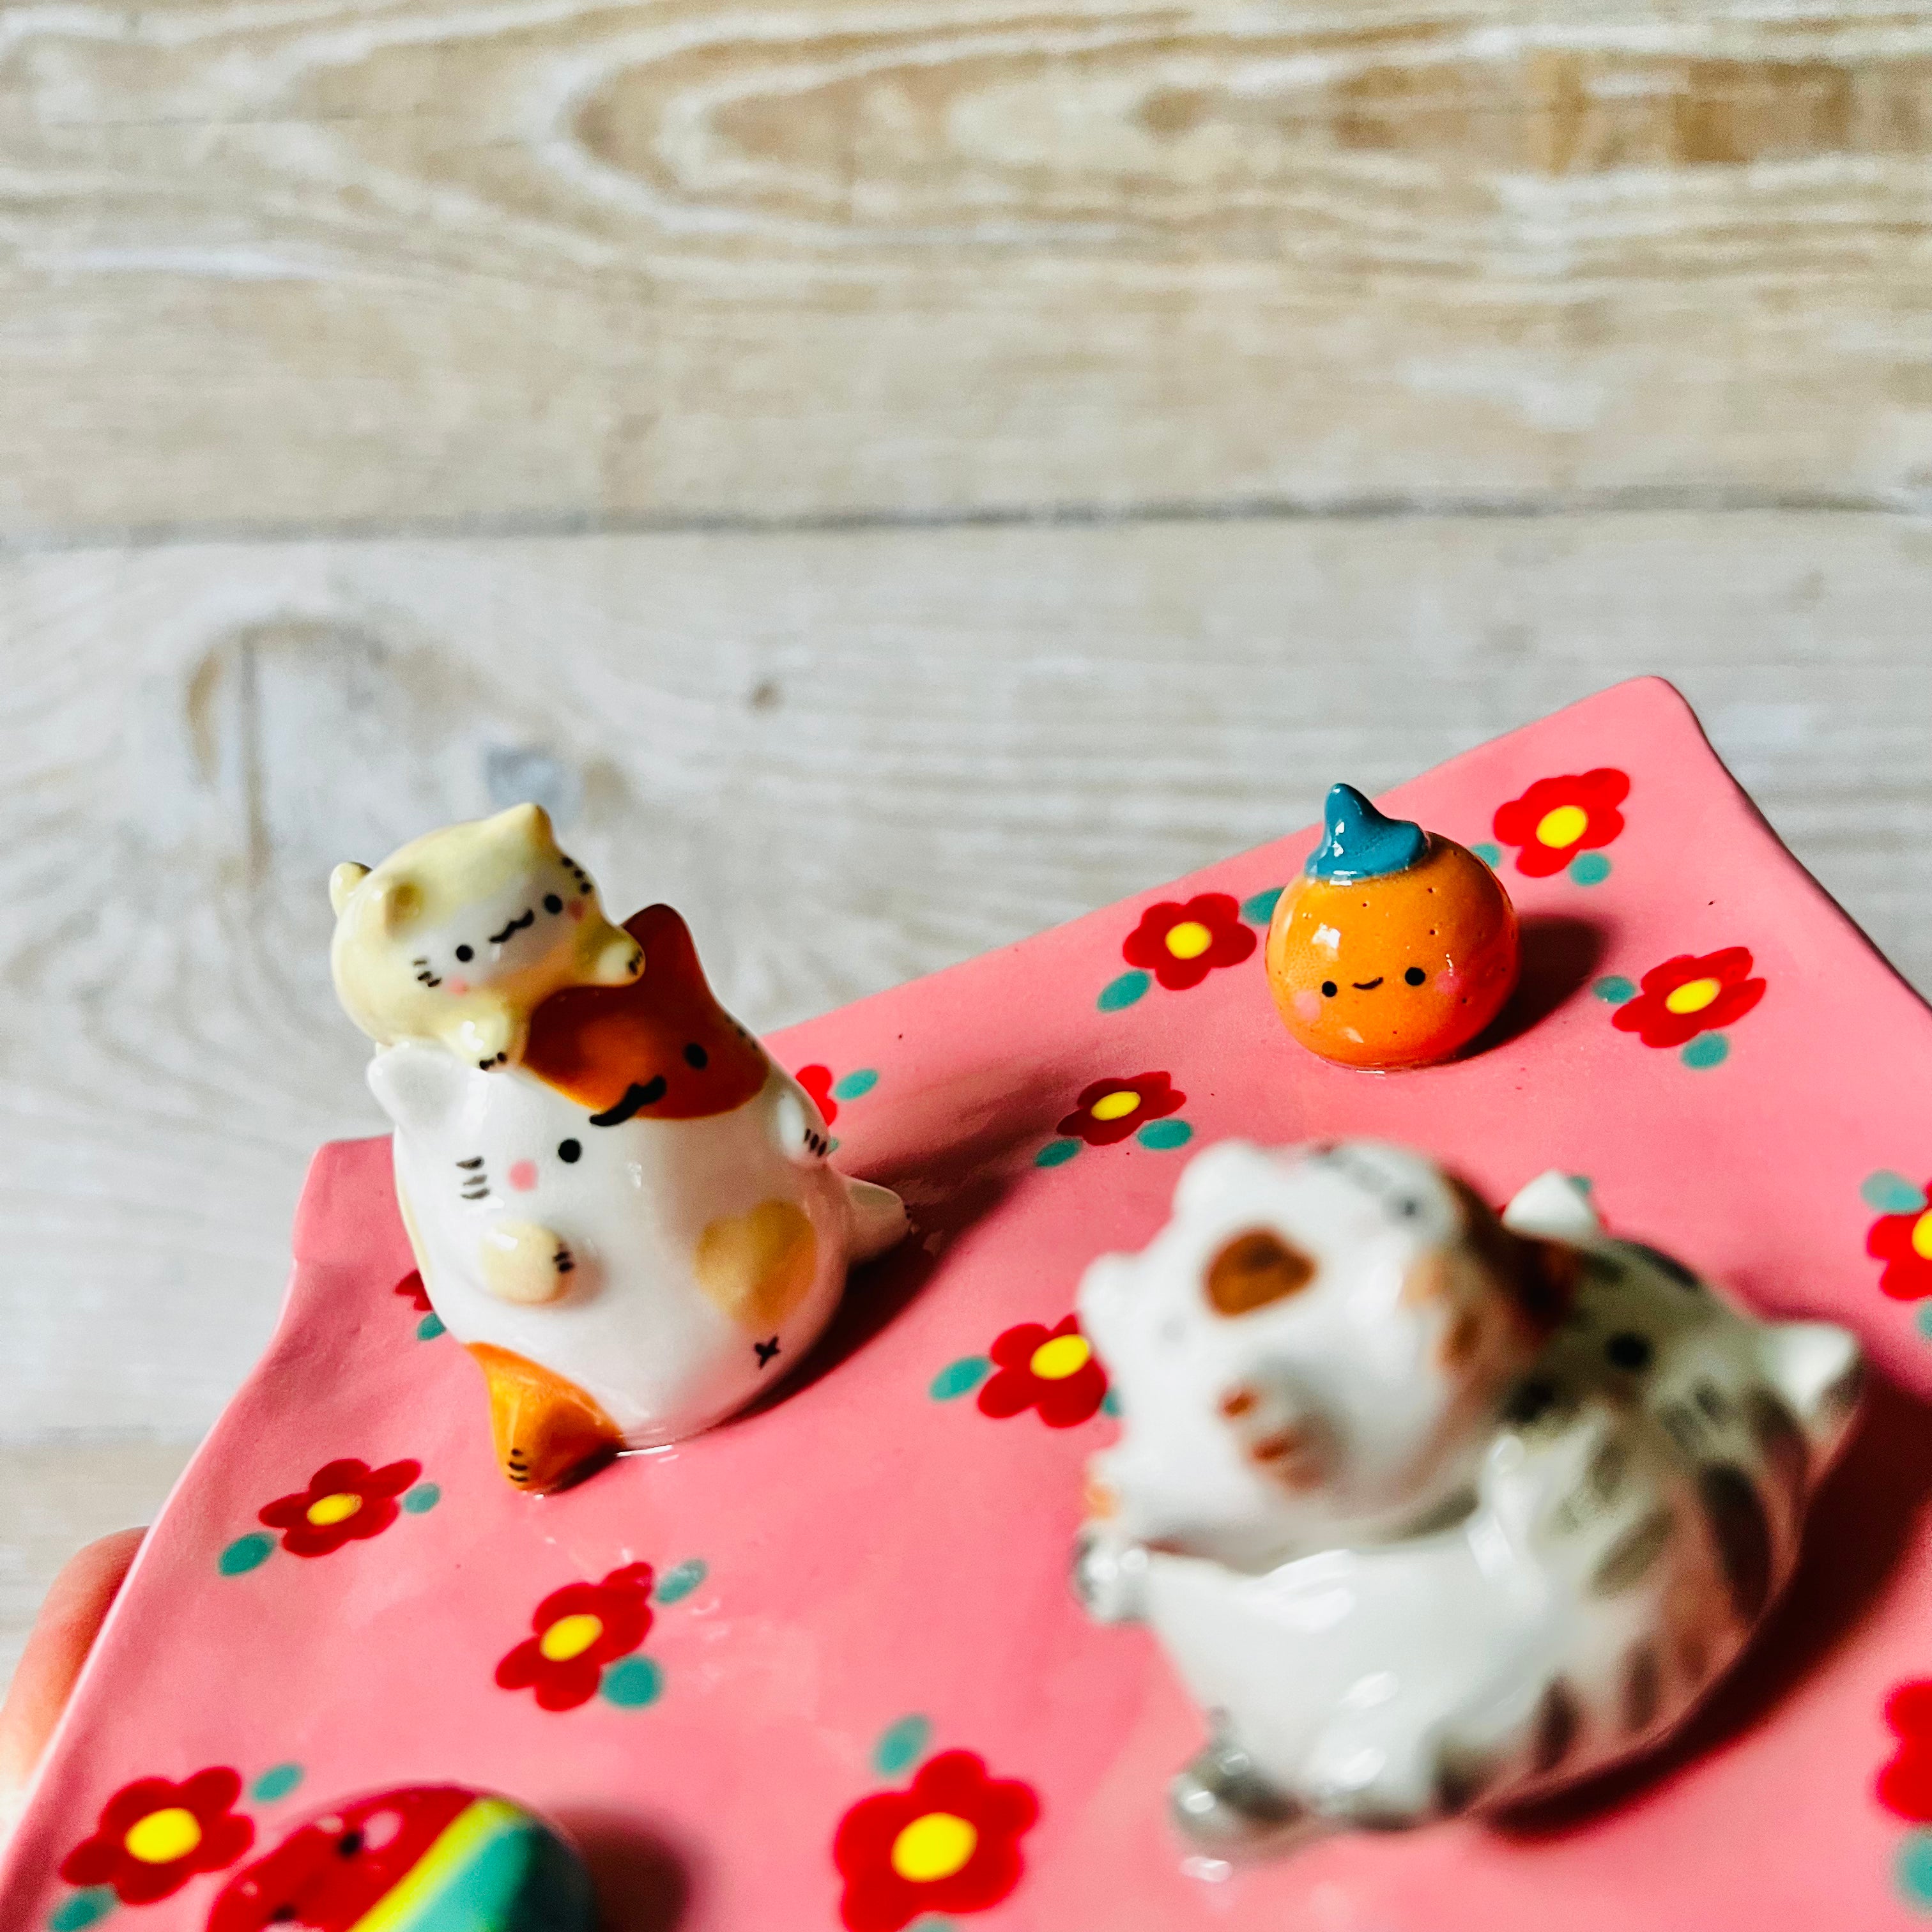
[480,1222,579,1305]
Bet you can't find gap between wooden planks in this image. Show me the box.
[3,508,1929,1452]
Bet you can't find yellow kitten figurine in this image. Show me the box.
[330,803,643,1071]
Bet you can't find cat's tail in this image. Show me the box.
[845,1178,910,1264]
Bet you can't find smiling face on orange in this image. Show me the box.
[1265,836,1519,1070]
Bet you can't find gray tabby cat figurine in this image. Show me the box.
[1073,1138,1864,1851]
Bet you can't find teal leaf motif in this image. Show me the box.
[1137,1119,1193,1151]
[1568,852,1611,885]
[1682,1034,1729,1070]
[402,1482,441,1514]
[1864,1172,1928,1216]
[873,1714,932,1775]
[218,1533,274,1577]
[1239,887,1284,926]
[1035,1139,1080,1168]
[1471,842,1503,868]
[250,1764,304,1803]
[930,1358,992,1400]
[655,1560,707,1605]
[831,1069,879,1102]
[1097,970,1151,1013]
[1591,976,1637,1005]
[416,1312,446,1341]
[49,1890,117,1931]
[1898,1830,1932,1906]
[601,1657,663,1708]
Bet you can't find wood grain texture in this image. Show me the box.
[3,509,1929,1447]
[10,1,1932,537]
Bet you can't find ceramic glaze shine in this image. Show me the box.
[365,899,907,1491]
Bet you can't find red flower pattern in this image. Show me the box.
[1869,1186,1932,1301]
[1122,893,1256,991]
[1057,1072,1184,1147]
[61,1767,255,1906]
[496,1561,656,1711]
[977,1315,1109,1427]
[1492,768,1630,877]
[394,1269,432,1314]
[833,1751,1039,1932]
[1612,947,1767,1050]
[257,1457,422,1559]
[1880,1680,1932,1820]
[796,1064,839,1126]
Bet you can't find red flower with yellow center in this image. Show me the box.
[1611,947,1766,1050]
[833,1750,1039,1932]
[394,1269,433,1314]
[1869,1184,1932,1301]
[1057,1071,1184,1147]
[61,1767,255,1905]
[795,1064,839,1125]
[1492,769,1630,877]
[496,1561,656,1711]
[977,1315,1109,1427]
[257,1457,422,1558]
[1121,893,1256,991]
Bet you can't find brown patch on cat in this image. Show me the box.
[694,1199,818,1331]
[525,904,769,1119]
[1622,1643,1662,1734]
[1444,1177,1577,1339]
[1590,1509,1673,1595]
[1206,1230,1315,1316]
[1531,1680,1581,1775]
[1744,1386,1809,1493]
[1699,1463,1775,1624]
[1438,1307,1485,1370]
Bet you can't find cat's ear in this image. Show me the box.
[328,861,370,916]
[369,874,422,933]
[487,801,555,852]
[1501,1170,1602,1242]
[368,1042,470,1133]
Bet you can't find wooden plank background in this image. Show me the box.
[11,0,1932,536]
[4,1,1932,1687]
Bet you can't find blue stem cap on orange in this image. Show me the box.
[1306,784,1428,883]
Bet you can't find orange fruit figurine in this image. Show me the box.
[1266,785,1519,1070]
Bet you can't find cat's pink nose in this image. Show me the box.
[507,1160,539,1192]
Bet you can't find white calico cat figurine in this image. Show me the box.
[330,802,643,1072]
[369,902,907,1492]
[1074,1138,1862,1848]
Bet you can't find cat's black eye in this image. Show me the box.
[1606,1331,1653,1372]
[1321,981,1338,998]
[1404,965,1427,986]
[558,1138,581,1163]
[455,944,474,962]
[684,1042,709,1069]
[544,893,563,914]
[336,1830,364,1859]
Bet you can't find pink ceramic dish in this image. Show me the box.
[6,677,1931,1930]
